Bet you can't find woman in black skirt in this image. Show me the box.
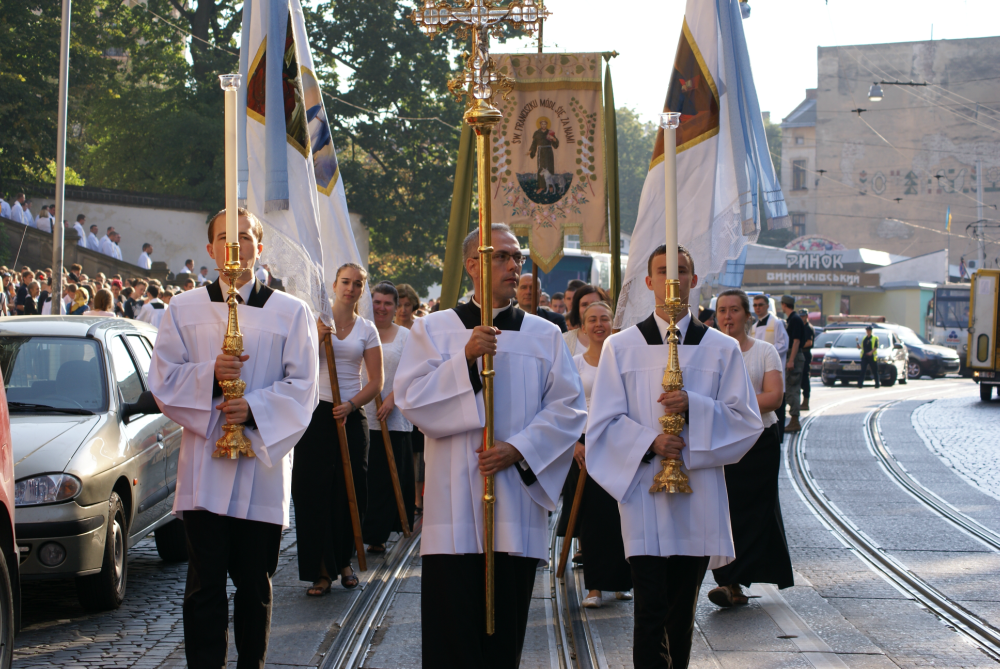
[574,301,633,608]
[292,263,383,596]
[709,289,794,606]
[361,282,416,552]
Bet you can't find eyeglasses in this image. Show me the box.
[490,251,527,266]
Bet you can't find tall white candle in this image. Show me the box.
[661,114,680,281]
[220,74,241,246]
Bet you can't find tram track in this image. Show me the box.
[321,523,422,669]
[551,509,601,669]
[786,387,1000,662]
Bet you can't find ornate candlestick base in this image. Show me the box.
[213,243,255,460]
[650,279,692,494]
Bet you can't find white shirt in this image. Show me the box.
[138,252,153,270]
[0,200,9,219]
[197,272,211,285]
[574,353,598,416]
[10,203,23,225]
[137,298,168,328]
[23,208,34,227]
[741,338,781,428]
[320,316,380,403]
[395,306,587,561]
[148,279,318,527]
[586,313,763,565]
[363,325,412,433]
[36,216,52,233]
[113,243,122,261]
[99,236,118,258]
[87,233,100,252]
[73,222,86,246]
[176,264,195,276]
[255,267,268,283]
[751,313,788,389]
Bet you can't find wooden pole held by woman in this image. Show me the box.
[374,395,411,537]
[557,462,587,579]
[324,334,367,572]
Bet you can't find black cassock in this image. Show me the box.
[362,429,416,545]
[712,424,794,589]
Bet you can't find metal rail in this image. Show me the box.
[321,526,422,669]
[866,402,1000,552]
[787,410,1000,662]
[551,510,599,669]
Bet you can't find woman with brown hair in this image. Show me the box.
[562,285,609,356]
[709,289,793,606]
[573,301,633,608]
[361,281,416,553]
[394,283,419,330]
[89,288,117,316]
[292,263,383,595]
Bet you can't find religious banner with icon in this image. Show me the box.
[490,53,608,273]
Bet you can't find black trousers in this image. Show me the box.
[859,356,880,387]
[801,354,812,401]
[182,510,282,669]
[631,555,710,669]
[422,552,538,669]
[362,429,415,545]
[292,402,368,581]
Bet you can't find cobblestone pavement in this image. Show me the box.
[16,379,1000,668]
[911,390,1000,501]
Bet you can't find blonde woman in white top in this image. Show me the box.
[361,282,416,554]
[571,301,633,608]
[709,289,793,608]
[292,263,383,595]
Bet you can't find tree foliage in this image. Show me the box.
[614,107,657,236]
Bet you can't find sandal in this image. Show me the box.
[730,584,749,606]
[341,569,359,589]
[367,544,387,554]
[306,576,332,597]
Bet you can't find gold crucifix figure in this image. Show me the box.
[410,0,548,636]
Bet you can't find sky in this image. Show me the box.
[500,0,1000,125]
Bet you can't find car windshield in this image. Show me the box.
[0,337,107,411]
[814,331,839,348]
[834,331,889,349]
[894,326,930,346]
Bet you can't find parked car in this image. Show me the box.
[823,322,960,379]
[820,328,909,386]
[0,375,18,667]
[1,316,187,612]
[810,329,839,376]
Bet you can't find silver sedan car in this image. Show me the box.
[0,316,186,611]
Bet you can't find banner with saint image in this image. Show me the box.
[491,53,608,273]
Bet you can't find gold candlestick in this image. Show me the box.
[213,243,256,460]
[650,279,691,494]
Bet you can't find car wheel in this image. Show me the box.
[0,541,15,669]
[822,377,836,387]
[981,383,993,402]
[154,519,188,563]
[907,360,922,379]
[884,368,897,386]
[76,492,128,611]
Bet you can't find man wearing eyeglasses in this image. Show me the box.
[395,223,587,668]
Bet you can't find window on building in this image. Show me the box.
[795,136,805,145]
[791,214,806,237]
[792,160,808,190]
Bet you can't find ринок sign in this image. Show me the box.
[786,253,845,270]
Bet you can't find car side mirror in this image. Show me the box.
[894,343,903,349]
[825,342,833,348]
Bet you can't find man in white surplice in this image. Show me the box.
[148,209,318,669]
[395,224,586,669]
[587,245,763,669]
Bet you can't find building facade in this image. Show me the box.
[811,36,1000,268]
[781,89,818,238]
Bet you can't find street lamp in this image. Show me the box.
[868,80,927,102]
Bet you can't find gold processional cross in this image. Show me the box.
[410,0,548,636]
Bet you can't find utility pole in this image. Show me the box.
[52,0,72,309]
[977,159,985,269]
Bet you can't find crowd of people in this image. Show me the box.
[0,261,208,321]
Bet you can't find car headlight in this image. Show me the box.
[15,474,82,507]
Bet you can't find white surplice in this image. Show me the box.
[586,313,763,566]
[148,280,319,527]
[395,306,587,562]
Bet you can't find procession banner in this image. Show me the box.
[613,0,788,330]
[492,53,608,274]
[238,0,370,323]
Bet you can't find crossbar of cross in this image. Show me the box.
[411,0,548,107]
